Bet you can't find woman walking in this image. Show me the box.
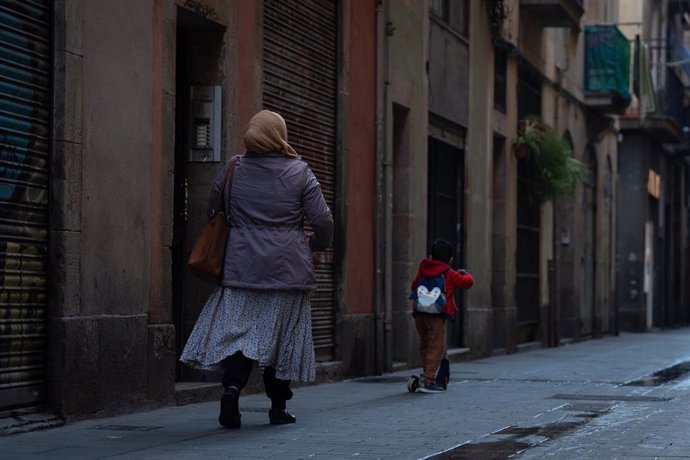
[180,110,333,428]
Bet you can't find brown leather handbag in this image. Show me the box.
[187,157,239,280]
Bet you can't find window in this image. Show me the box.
[494,48,507,113]
[430,0,449,21]
[431,0,468,37]
[449,0,469,37]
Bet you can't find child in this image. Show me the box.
[409,238,474,393]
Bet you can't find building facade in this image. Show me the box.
[616,0,690,331]
[377,0,628,371]
[1,0,379,418]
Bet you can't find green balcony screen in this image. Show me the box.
[585,25,631,104]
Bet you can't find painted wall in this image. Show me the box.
[49,0,245,418]
[428,18,468,127]
[465,1,494,356]
[389,0,429,366]
[338,0,377,376]
[80,0,152,315]
[344,0,376,316]
[50,0,180,418]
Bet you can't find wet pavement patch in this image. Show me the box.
[624,361,690,387]
[93,424,163,432]
[430,438,531,459]
[550,394,672,402]
[561,401,613,413]
[428,405,610,459]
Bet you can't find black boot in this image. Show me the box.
[268,408,296,425]
[263,367,295,425]
[219,386,241,428]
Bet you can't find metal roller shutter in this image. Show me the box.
[0,0,51,412]
[263,0,337,360]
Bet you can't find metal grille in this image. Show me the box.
[516,67,542,344]
[263,0,337,360]
[515,156,540,343]
[0,0,51,411]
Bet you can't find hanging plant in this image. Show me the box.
[514,120,585,201]
[514,119,541,159]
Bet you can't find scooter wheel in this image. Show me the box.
[407,376,420,393]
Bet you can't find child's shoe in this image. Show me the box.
[419,381,445,393]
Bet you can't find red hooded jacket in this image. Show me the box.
[410,257,474,319]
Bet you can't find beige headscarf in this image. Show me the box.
[243,110,298,158]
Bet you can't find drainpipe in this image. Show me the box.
[374,0,386,374]
[550,67,562,349]
[383,0,394,373]
[374,0,394,374]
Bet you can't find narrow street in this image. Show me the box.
[4,0,690,444]
[2,329,690,459]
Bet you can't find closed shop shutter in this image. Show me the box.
[0,0,51,412]
[263,0,337,360]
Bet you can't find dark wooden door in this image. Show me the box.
[427,137,465,347]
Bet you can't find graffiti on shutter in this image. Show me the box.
[0,0,52,412]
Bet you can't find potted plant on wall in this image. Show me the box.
[514,119,585,201]
[514,119,540,159]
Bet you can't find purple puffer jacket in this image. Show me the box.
[207,152,333,291]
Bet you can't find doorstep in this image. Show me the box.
[517,341,542,353]
[0,407,64,436]
[446,347,471,363]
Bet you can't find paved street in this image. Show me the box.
[2,329,690,459]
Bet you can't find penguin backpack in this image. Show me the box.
[409,270,448,314]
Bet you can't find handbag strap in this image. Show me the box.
[218,155,240,217]
[219,156,240,193]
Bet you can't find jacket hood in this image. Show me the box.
[418,257,450,277]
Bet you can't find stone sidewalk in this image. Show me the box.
[2,329,690,459]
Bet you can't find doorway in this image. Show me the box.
[581,144,597,336]
[427,136,466,347]
[172,9,225,381]
[516,62,542,343]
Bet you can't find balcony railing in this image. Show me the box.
[520,0,584,29]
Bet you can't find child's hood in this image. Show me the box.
[418,257,450,277]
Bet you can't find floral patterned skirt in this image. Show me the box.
[179,287,316,382]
